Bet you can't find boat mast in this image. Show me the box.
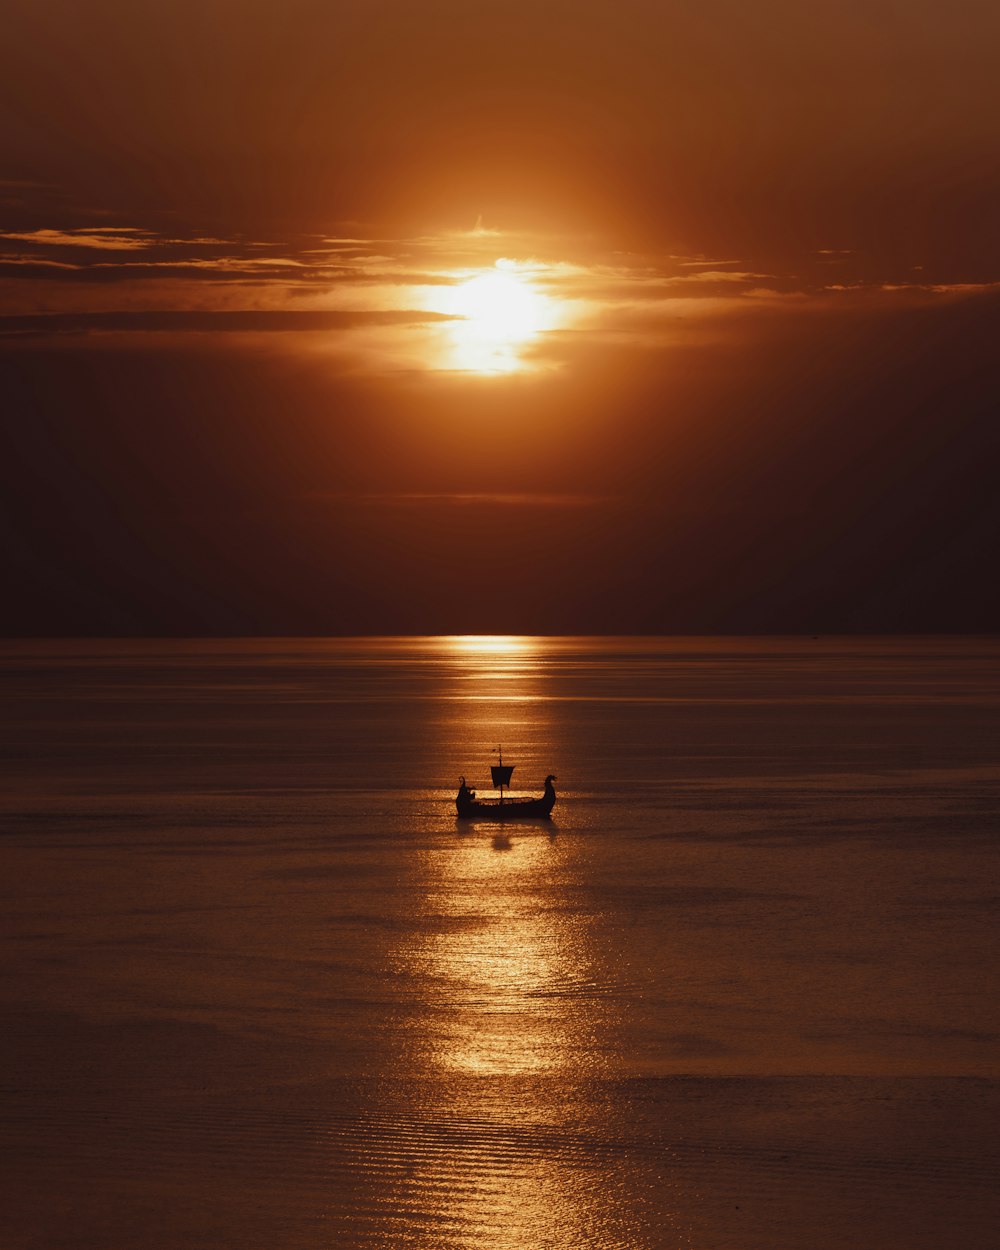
[490,746,514,809]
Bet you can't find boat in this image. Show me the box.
[455,746,557,819]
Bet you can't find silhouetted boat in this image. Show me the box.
[455,747,557,819]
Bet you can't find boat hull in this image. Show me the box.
[456,792,555,820]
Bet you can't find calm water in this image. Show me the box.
[2,636,998,1248]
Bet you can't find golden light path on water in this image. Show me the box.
[404,635,593,1077]
[383,635,660,1248]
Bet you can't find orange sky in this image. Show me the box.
[1,0,998,633]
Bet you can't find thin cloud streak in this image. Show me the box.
[311,492,616,509]
[0,227,156,250]
[0,309,459,340]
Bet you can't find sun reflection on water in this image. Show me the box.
[445,634,534,657]
[397,642,601,1079]
[372,637,663,1249]
[413,837,598,1077]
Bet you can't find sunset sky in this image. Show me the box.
[2,0,998,633]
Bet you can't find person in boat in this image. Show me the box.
[457,776,476,805]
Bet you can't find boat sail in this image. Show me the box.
[490,746,514,799]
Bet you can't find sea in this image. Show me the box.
[2,636,998,1249]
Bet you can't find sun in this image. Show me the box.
[450,270,546,336]
[428,260,557,373]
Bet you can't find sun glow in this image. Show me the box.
[428,260,559,373]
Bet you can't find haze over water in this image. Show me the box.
[2,636,998,1248]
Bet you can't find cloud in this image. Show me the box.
[0,309,458,340]
[0,227,156,250]
[3,216,998,372]
[675,257,745,267]
[0,252,79,271]
[311,492,614,509]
